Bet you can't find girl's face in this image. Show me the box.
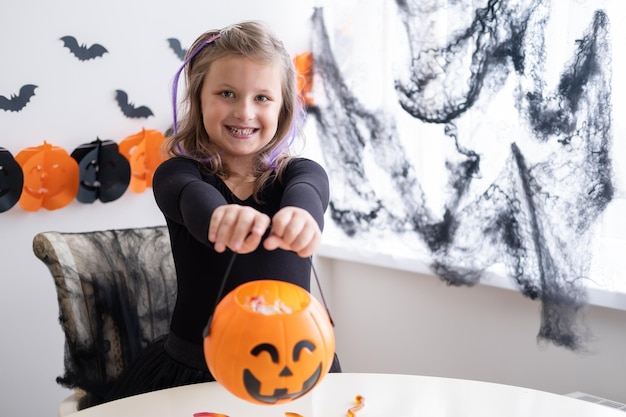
[200,55,283,173]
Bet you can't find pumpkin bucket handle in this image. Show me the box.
[310,257,335,327]
[203,251,238,338]
[202,253,334,338]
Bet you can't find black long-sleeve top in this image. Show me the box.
[152,157,330,345]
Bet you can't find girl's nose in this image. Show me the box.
[233,100,254,121]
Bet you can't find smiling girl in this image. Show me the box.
[102,21,341,406]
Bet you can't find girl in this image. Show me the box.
[104,21,340,405]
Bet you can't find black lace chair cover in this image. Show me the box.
[33,226,176,407]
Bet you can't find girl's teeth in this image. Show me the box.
[230,127,254,135]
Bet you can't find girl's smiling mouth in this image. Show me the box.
[227,126,258,136]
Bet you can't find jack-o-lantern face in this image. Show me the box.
[71,139,130,203]
[119,128,165,193]
[15,142,79,211]
[244,339,322,403]
[204,280,335,405]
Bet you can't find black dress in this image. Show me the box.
[103,157,341,405]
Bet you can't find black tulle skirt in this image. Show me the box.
[88,333,341,410]
[93,333,215,408]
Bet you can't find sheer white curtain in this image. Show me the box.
[310,0,625,348]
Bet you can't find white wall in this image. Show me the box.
[1,1,625,416]
[0,1,313,415]
[314,256,626,405]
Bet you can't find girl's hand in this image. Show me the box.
[209,205,271,254]
[263,207,321,258]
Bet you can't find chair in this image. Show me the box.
[32,226,177,416]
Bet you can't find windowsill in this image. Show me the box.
[317,240,626,312]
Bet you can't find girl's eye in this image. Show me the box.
[256,95,269,102]
[220,91,234,98]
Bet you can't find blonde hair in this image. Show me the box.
[166,21,303,200]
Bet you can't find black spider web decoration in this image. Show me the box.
[309,1,614,350]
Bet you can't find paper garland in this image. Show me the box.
[0,128,166,213]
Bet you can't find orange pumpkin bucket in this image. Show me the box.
[203,279,335,405]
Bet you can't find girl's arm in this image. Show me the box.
[153,157,228,246]
[264,158,330,257]
[153,157,271,253]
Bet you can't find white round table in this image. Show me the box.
[71,373,623,417]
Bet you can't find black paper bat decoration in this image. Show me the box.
[115,90,154,119]
[167,38,187,60]
[60,35,108,61]
[71,139,130,203]
[0,147,24,213]
[0,85,37,112]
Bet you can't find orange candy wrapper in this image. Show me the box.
[347,394,365,417]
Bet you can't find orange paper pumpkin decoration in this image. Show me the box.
[204,280,335,405]
[118,128,166,193]
[293,52,314,107]
[15,141,79,211]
